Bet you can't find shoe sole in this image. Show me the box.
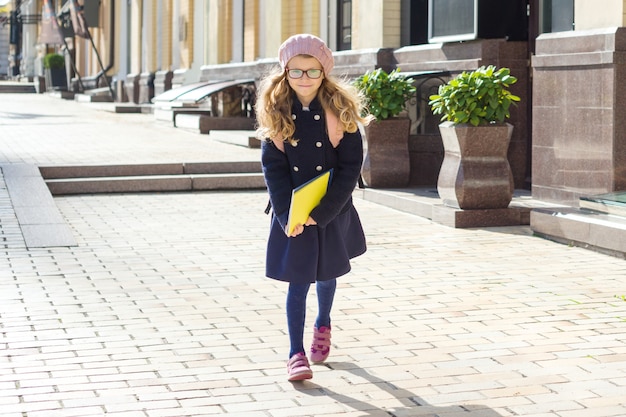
[288,371,313,381]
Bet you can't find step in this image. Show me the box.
[1,164,77,248]
[175,114,256,134]
[40,162,265,195]
[74,93,114,103]
[0,83,36,93]
[39,161,262,179]
[531,207,626,258]
[579,192,626,217]
[45,172,266,195]
[114,103,154,114]
[359,188,555,228]
[47,90,75,100]
[153,105,209,123]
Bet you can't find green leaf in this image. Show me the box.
[353,67,417,120]
[426,65,520,125]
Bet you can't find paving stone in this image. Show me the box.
[1,93,626,417]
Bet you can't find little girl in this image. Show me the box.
[256,33,373,381]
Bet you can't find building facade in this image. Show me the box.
[5,0,626,211]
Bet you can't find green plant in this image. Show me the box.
[43,53,65,70]
[353,68,416,120]
[429,65,521,127]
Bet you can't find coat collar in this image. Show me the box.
[292,94,322,112]
[271,95,344,152]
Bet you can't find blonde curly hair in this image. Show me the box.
[255,62,373,143]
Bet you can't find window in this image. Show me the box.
[428,0,477,43]
[427,0,527,44]
[337,0,351,50]
[541,0,574,33]
[405,0,428,46]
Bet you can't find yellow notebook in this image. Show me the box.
[287,169,333,235]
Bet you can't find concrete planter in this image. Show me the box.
[34,76,46,94]
[361,117,411,188]
[45,68,67,91]
[437,121,514,209]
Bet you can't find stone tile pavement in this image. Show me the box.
[0,93,260,166]
[1,93,626,416]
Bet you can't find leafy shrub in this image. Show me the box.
[354,68,416,120]
[429,65,520,127]
[44,53,65,70]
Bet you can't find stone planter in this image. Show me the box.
[45,68,67,91]
[34,76,45,94]
[437,121,514,209]
[361,117,411,188]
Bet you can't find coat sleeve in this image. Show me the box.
[309,129,363,228]
[261,140,293,230]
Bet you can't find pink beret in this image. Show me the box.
[278,34,334,76]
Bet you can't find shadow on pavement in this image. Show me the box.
[291,362,503,417]
[0,110,73,120]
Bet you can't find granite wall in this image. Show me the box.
[137,40,532,191]
[532,27,626,205]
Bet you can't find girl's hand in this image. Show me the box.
[286,216,317,237]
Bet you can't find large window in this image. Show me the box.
[337,0,351,50]
[402,0,531,47]
[428,0,477,43]
[540,0,574,33]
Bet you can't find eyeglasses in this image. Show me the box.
[286,68,323,79]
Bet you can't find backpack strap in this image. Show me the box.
[325,109,344,148]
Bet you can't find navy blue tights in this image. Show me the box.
[286,279,337,358]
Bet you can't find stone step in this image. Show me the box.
[40,162,265,195]
[531,207,626,258]
[0,83,36,93]
[114,103,154,114]
[47,90,76,100]
[1,164,77,248]
[45,172,266,195]
[579,192,626,217]
[39,161,262,179]
[359,187,557,228]
[74,93,114,103]
[175,114,256,134]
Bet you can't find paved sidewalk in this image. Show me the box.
[1,94,626,417]
[0,93,260,166]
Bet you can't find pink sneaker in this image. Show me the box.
[310,326,331,363]
[287,352,312,381]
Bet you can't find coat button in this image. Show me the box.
[316,141,322,148]
[292,114,297,120]
[293,166,299,172]
[291,141,298,147]
[314,114,321,121]
[316,165,323,171]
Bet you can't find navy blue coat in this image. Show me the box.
[261,97,367,284]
